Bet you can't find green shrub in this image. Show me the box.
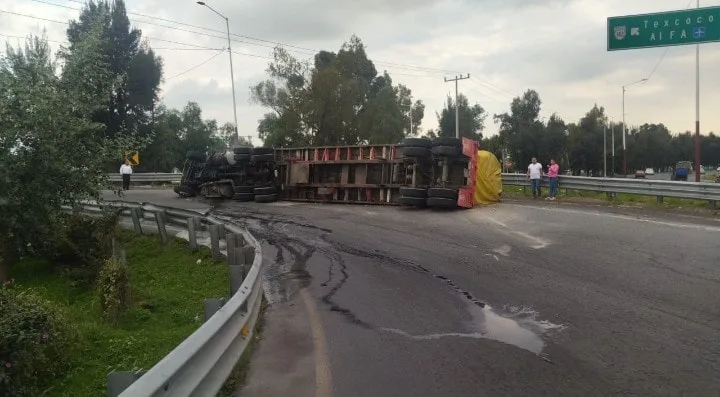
[48,212,120,286]
[0,282,74,397]
[97,256,132,324]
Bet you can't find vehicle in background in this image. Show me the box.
[634,170,646,179]
[644,168,655,176]
[671,161,692,181]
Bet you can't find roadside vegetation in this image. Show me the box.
[502,184,719,214]
[2,225,227,396]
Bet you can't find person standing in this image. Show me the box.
[527,157,543,199]
[120,160,133,191]
[546,159,560,201]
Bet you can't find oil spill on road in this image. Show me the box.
[213,206,563,355]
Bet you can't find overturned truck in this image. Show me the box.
[174,146,280,203]
[175,137,491,209]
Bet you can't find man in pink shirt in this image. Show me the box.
[546,159,560,200]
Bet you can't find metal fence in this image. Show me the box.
[107,173,182,183]
[502,173,720,203]
[70,201,264,397]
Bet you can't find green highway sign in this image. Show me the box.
[608,6,720,51]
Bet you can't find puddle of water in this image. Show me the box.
[380,305,563,355]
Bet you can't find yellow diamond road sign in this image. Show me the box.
[126,151,139,165]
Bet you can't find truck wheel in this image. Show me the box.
[186,150,205,161]
[233,147,253,155]
[254,186,277,195]
[431,145,461,157]
[251,154,275,163]
[402,146,430,158]
[399,187,427,198]
[255,194,278,203]
[399,196,427,207]
[427,188,458,200]
[432,137,462,147]
[252,147,274,155]
[426,197,458,209]
[232,193,255,202]
[234,154,251,162]
[234,185,254,194]
[400,138,432,148]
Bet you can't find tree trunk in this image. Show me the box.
[0,239,14,283]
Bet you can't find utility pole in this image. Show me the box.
[444,74,470,138]
[611,121,615,177]
[694,0,702,182]
[197,1,239,138]
[603,124,607,178]
[621,78,647,178]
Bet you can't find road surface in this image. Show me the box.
[103,191,720,396]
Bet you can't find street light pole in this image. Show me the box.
[197,1,239,138]
[621,78,647,177]
[603,123,607,178]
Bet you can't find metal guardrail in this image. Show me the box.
[502,173,720,202]
[70,201,264,397]
[107,173,182,183]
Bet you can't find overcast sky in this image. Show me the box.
[3,0,720,144]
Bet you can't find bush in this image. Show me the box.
[48,212,120,286]
[0,283,73,397]
[97,256,132,324]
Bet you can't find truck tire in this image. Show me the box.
[427,188,458,200]
[402,146,430,158]
[251,154,275,163]
[186,150,205,161]
[233,147,253,155]
[234,185,254,194]
[234,154,251,162]
[399,187,427,198]
[254,194,278,203]
[232,193,255,202]
[426,197,457,209]
[399,196,427,207]
[254,186,277,195]
[432,137,462,147]
[400,138,432,148]
[431,145,461,157]
[252,147,274,155]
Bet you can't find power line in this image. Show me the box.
[27,0,463,75]
[165,49,226,80]
[646,0,695,82]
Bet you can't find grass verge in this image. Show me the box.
[10,229,229,396]
[502,184,719,215]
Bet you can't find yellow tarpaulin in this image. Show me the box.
[474,150,503,205]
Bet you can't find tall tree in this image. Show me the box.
[0,34,128,281]
[66,0,163,150]
[436,93,486,140]
[251,36,424,147]
[567,104,606,175]
[495,89,543,165]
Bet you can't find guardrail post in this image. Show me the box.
[657,195,664,204]
[130,207,143,235]
[187,217,199,251]
[226,233,242,267]
[242,246,256,265]
[709,200,717,210]
[209,225,223,261]
[155,211,169,245]
[107,370,146,397]
[203,298,226,321]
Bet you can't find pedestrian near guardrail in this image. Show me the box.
[119,161,133,191]
[527,157,543,199]
[546,159,559,201]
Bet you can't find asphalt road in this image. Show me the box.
[103,190,720,396]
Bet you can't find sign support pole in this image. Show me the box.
[694,0,702,182]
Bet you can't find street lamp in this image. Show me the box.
[197,1,239,138]
[621,78,647,177]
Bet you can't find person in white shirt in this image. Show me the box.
[120,160,133,190]
[527,157,543,199]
